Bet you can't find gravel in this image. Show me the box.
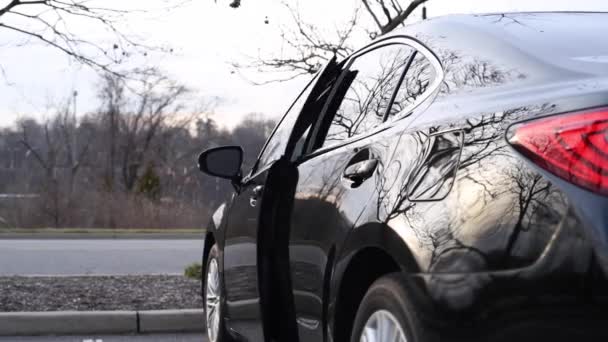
[0,275,203,312]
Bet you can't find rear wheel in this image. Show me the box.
[359,309,407,342]
[204,244,230,342]
[351,273,434,342]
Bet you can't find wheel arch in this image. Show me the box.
[329,222,420,342]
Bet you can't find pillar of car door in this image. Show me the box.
[258,158,300,342]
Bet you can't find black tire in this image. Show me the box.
[204,244,233,342]
[350,272,435,342]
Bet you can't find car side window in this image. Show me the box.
[385,51,437,121]
[253,75,317,172]
[321,44,414,147]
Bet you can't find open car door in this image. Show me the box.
[222,56,342,342]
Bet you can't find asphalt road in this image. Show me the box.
[0,239,203,276]
[0,334,206,342]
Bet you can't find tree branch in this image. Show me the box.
[380,0,427,34]
[0,0,184,77]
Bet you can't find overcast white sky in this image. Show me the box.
[1,0,607,129]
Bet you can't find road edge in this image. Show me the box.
[0,233,203,239]
[0,309,204,336]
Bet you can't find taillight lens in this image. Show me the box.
[507,108,608,195]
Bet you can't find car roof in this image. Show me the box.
[391,12,608,77]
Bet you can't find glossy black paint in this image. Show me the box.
[201,12,608,342]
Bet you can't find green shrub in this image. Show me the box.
[137,163,161,201]
[184,262,203,280]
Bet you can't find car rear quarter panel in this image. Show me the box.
[330,75,608,340]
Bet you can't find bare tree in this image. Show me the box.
[361,0,428,35]
[219,0,427,34]
[0,0,182,76]
[98,68,191,192]
[16,103,94,227]
[98,71,125,190]
[19,127,58,227]
[1,93,276,229]
[233,2,360,83]
[225,0,428,81]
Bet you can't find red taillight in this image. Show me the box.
[508,108,608,195]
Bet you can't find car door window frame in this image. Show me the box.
[301,35,445,160]
[246,72,321,179]
[285,58,345,162]
[245,56,346,181]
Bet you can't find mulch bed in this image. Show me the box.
[0,275,203,312]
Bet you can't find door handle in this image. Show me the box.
[250,185,264,207]
[343,159,378,186]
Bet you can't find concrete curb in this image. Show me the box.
[0,309,204,336]
[139,309,204,333]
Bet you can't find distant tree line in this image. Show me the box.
[0,70,275,229]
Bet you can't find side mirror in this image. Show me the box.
[198,146,243,181]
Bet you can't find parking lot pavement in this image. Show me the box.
[0,239,202,275]
[0,334,206,342]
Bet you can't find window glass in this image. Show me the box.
[255,75,317,171]
[322,44,413,147]
[386,52,436,121]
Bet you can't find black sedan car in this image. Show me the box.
[198,12,608,342]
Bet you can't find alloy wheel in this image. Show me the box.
[359,309,407,342]
[206,258,221,342]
